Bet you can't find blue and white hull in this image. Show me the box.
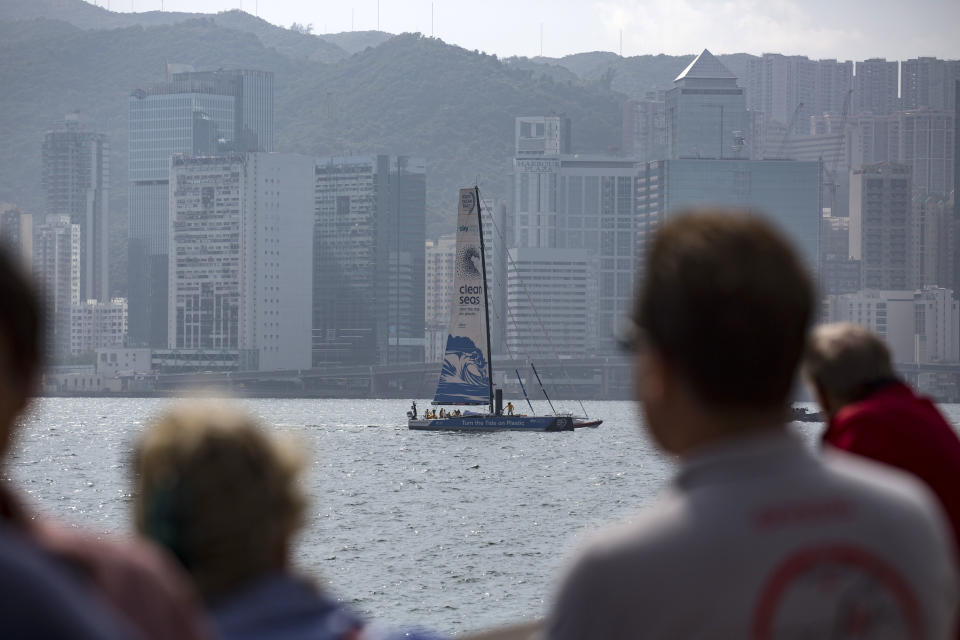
[407,415,601,432]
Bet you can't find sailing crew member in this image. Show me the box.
[439,409,445,419]
[410,401,418,419]
[506,402,514,416]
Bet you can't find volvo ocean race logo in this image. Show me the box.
[460,190,476,213]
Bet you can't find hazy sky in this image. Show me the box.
[96,0,959,61]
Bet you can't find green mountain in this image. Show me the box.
[0,12,627,294]
[0,0,350,62]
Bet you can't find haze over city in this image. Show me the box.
[90,0,960,60]
[2,0,960,638]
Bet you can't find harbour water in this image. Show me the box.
[6,397,960,634]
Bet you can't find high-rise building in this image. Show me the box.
[33,215,80,360]
[128,68,274,348]
[901,57,960,112]
[890,109,955,199]
[168,153,314,371]
[913,194,957,290]
[513,146,637,350]
[313,156,426,366]
[820,214,861,295]
[506,247,597,359]
[815,59,855,118]
[849,162,913,290]
[424,234,456,363]
[854,59,898,116]
[425,234,456,328]
[666,49,749,160]
[515,115,571,156]
[70,298,127,355]
[622,92,667,161]
[0,205,33,269]
[743,55,851,137]
[636,159,821,273]
[42,115,109,302]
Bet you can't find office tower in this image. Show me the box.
[854,59,898,116]
[513,118,637,350]
[424,234,456,362]
[42,115,109,302]
[622,91,667,161]
[33,215,80,360]
[636,159,821,273]
[515,115,571,156]
[128,68,274,348]
[821,214,861,295]
[70,298,128,355]
[313,156,426,366]
[506,248,597,359]
[850,162,912,290]
[901,57,960,112]
[844,113,894,167]
[913,194,956,290]
[824,288,958,364]
[0,206,33,269]
[890,109,955,199]
[666,49,749,160]
[168,153,314,371]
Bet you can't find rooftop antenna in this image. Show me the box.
[619,30,622,56]
[377,0,380,31]
[431,2,434,37]
[351,8,355,31]
[540,22,543,57]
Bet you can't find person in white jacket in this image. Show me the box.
[547,210,958,640]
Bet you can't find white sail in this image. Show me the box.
[432,188,491,405]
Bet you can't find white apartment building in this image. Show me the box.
[168,152,314,371]
[70,298,127,354]
[34,215,80,359]
[506,247,597,359]
[425,234,456,328]
[824,288,959,364]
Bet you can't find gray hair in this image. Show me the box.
[803,323,895,404]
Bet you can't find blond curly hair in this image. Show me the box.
[133,401,306,603]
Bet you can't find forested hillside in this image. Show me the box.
[0,0,751,296]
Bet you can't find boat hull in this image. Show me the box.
[407,415,601,432]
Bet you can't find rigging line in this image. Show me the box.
[481,201,584,417]
[476,192,589,418]
[466,196,556,415]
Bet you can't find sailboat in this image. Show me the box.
[407,187,602,432]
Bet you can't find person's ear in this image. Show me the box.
[636,346,670,404]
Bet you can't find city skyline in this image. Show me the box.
[87,0,960,61]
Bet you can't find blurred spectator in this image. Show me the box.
[804,322,960,556]
[0,246,210,639]
[134,402,445,640]
[547,211,958,639]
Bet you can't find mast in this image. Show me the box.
[475,186,495,414]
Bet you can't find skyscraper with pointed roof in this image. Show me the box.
[666,49,749,160]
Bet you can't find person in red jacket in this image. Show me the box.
[804,322,960,556]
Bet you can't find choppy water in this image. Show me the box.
[5,398,960,634]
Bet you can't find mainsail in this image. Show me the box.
[433,188,491,405]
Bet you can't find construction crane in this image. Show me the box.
[823,89,853,215]
[775,102,804,159]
